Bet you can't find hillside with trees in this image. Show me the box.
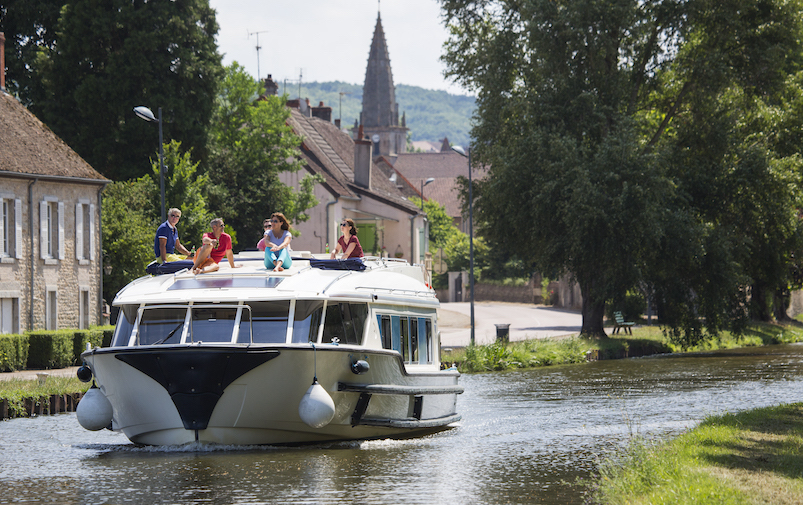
[285,81,475,148]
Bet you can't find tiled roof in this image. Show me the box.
[288,109,419,214]
[391,151,485,219]
[392,151,471,178]
[0,92,107,182]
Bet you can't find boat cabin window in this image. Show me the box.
[138,307,187,346]
[191,307,238,343]
[322,302,368,345]
[377,315,433,364]
[112,305,138,346]
[293,300,323,343]
[237,301,289,343]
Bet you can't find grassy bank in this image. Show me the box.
[442,321,803,373]
[590,403,803,504]
[0,376,91,417]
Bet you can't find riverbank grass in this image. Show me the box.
[0,376,90,417]
[592,403,803,504]
[442,321,803,373]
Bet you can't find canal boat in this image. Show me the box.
[76,251,462,445]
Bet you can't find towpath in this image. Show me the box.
[438,301,583,348]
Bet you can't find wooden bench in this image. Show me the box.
[612,311,635,335]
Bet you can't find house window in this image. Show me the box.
[79,289,90,329]
[75,201,95,262]
[40,198,64,261]
[0,196,22,261]
[46,290,58,330]
[0,298,19,334]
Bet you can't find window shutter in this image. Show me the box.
[75,203,84,260]
[89,204,96,261]
[58,201,65,260]
[14,199,22,259]
[40,200,48,259]
[0,200,5,256]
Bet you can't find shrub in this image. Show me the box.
[0,334,29,372]
[27,331,74,369]
[71,328,108,364]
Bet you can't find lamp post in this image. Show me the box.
[133,106,166,223]
[420,177,435,210]
[450,145,475,346]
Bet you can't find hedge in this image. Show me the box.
[2,326,116,371]
[0,333,30,372]
[27,330,75,369]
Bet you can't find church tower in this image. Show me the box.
[357,12,408,158]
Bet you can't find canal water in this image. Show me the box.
[3,343,803,504]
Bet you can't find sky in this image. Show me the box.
[207,0,469,96]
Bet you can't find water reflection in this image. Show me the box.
[2,344,803,504]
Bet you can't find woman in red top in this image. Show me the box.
[191,218,242,274]
[331,218,364,259]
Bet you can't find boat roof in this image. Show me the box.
[113,252,439,308]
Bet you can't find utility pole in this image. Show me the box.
[339,91,352,123]
[248,30,268,80]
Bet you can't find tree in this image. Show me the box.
[21,0,222,181]
[101,178,159,304]
[103,139,215,302]
[0,0,66,105]
[206,63,321,249]
[152,140,215,250]
[440,0,803,338]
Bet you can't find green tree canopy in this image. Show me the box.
[11,0,223,181]
[102,139,215,302]
[441,0,803,339]
[206,63,322,249]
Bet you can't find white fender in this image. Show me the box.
[298,379,335,428]
[76,386,113,431]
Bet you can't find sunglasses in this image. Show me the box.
[340,223,348,227]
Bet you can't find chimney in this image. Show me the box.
[354,135,373,189]
[311,101,332,122]
[0,32,5,92]
[263,74,278,96]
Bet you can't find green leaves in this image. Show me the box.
[441,0,803,338]
[206,63,317,249]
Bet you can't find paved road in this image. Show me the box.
[438,301,583,347]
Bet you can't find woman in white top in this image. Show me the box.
[263,212,292,271]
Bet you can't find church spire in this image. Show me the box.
[361,12,397,129]
[357,12,409,158]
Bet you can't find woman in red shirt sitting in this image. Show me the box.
[331,218,364,259]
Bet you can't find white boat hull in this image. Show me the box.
[82,344,461,445]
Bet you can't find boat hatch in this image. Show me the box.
[168,277,283,291]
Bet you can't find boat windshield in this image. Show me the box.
[139,307,187,346]
[191,306,239,343]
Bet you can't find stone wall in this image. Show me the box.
[0,176,103,333]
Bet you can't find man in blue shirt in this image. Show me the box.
[154,208,193,263]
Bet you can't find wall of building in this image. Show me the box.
[0,176,102,333]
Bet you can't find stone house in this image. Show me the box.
[0,35,108,333]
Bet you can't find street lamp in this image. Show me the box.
[450,145,475,346]
[420,177,435,210]
[133,105,166,223]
